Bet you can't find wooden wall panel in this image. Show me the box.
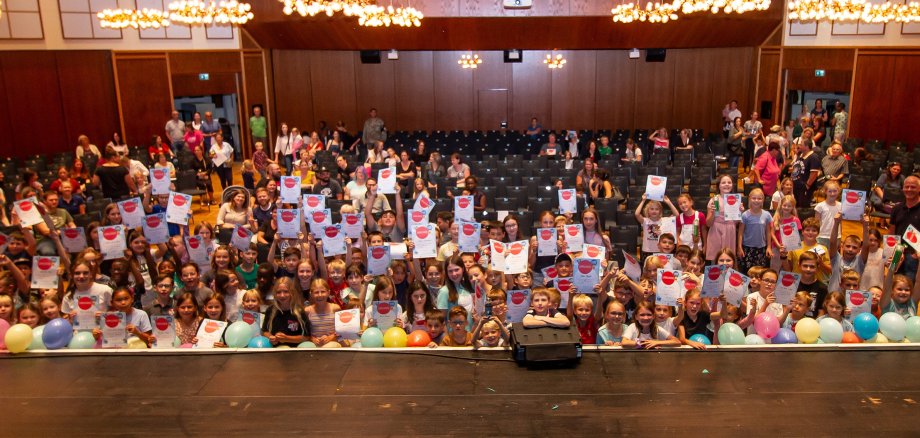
[272,50,314,132]
[1,52,68,157]
[786,69,851,94]
[55,51,119,151]
[114,55,173,147]
[0,57,11,156]
[243,52,271,145]
[309,51,357,134]
[594,50,636,129]
[169,51,242,75]
[671,49,713,130]
[551,50,596,130]
[781,48,855,71]
[394,51,435,132]
[850,56,893,142]
[354,54,396,135]
[171,72,238,97]
[472,51,512,92]
[709,47,755,126]
[756,50,781,125]
[634,55,677,128]
[887,55,920,144]
[511,51,552,130]
[433,51,475,130]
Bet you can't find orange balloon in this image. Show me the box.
[842,332,862,344]
[406,330,431,347]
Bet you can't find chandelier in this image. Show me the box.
[458,53,482,69]
[612,2,680,23]
[98,8,171,29]
[357,4,423,27]
[544,52,567,69]
[678,0,771,14]
[280,0,371,17]
[788,0,920,23]
[168,0,254,25]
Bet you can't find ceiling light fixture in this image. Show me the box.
[458,53,482,69]
[544,52,566,69]
[168,0,254,25]
[97,8,171,29]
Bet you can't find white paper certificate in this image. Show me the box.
[506,289,531,323]
[622,249,642,282]
[377,167,398,194]
[98,225,127,260]
[503,240,529,274]
[60,227,87,253]
[194,319,228,348]
[302,194,326,212]
[14,198,42,227]
[373,300,400,329]
[458,221,481,253]
[231,226,253,251]
[558,188,577,214]
[73,293,99,331]
[143,213,170,244]
[410,224,437,259]
[780,222,802,251]
[150,167,171,195]
[645,175,667,201]
[101,311,127,348]
[280,176,301,204]
[307,208,332,236]
[774,271,801,305]
[166,192,192,225]
[117,197,145,228]
[334,309,360,340]
[277,208,302,239]
[185,235,210,268]
[660,216,677,239]
[655,269,683,306]
[903,224,920,253]
[321,224,347,257]
[564,224,584,253]
[846,290,872,322]
[537,228,558,257]
[408,208,430,229]
[31,256,59,289]
[454,195,474,222]
[723,194,742,221]
[414,194,436,211]
[554,278,574,309]
[701,265,725,298]
[341,213,364,239]
[841,190,867,221]
[582,243,605,261]
[367,245,391,276]
[490,240,506,272]
[573,258,600,294]
[722,269,750,306]
[150,315,176,349]
[882,235,899,260]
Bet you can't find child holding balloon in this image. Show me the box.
[304,279,342,347]
[779,292,813,330]
[677,290,716,349]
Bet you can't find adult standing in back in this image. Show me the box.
[165,110,186,154]
[362,108,386,161]
[200,111,222,149]
[249,105,267,150]
[209,132,234,191]
[93,145,136,200]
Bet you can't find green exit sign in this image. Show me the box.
[815,69,826,77]
[199,73,210,81]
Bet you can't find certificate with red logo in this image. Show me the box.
[378,167,398,195]
[558,188,577,214]
[73,293,99,330]
[194,319,228,349]
[656,269,683,306]
[31,256,59,289]
[645,175,666,201]
[723,194,742,221]
[341,213,364,239]
[166,192,192,225]
[335,309,360,340]
[101,311,127,348]
[60,227,87,253]
[150,315,176,349]
[506,289,531,323]
[701,265,725,298]
[278,208,302,239]
[150,168,171,195]
[537,228,557,257]
[410,224,437,259]
[98,225,127,260]
[774,271,801,305]
[841,190,867,221]
[454,195,474,222]
[367,245,391,276]
[502,240,529,274]
[373,300,399,329]
[846,290,871,322]
[563,224,583,252]
[280,176,301,204]
[117,197,144,228]
[458,221,481,254]
[722,269,750,306]
[573,258,600,294]
[320,224,347,257]
[143,213,170,244]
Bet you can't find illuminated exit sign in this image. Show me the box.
[815,69,826,77]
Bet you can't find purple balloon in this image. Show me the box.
[772,327,798,344]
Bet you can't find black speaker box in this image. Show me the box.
[646,49,666,62]
[509,323,583,363]
[760,100,773,120]
[360,50,381,64]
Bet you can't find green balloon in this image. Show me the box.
[297,341,317,348]
[68,331,96,349]
[28,325,46,351]
[718,322,745,345]
[224,321,254,348]
[905,316,920,343]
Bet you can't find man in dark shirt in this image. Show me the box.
[889,175,920,279]
[311,165,343,200]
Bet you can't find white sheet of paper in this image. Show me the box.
[454,195,474,222]
[655,269,683,306]
[185,235,210,268]
[321,224,347,257]
[506,289,531,323]
[14,198,42,227]
[902,224,920,253]
[341,213,364,239]
[367,245,391,276]
[846,290,872,322]
[554,277,574,309]
[335,308,361,340]
[372,300,400,329]
[302,194,326,212]
[645,175,667,201]
[564,224,584,253]
[701,265,726,298]
[101,311,127,348]
[60,227,87,253]
[150,315,176,349]
[723,194,743,221]
[780,222,802,251]
[496,210,509,221]
[407,208,430,229]
[458,221,481,253]
[73,293,99,331]
[194,319,228,348]
[573,258,600,294]
[31,256,59,289]
[841,190,867,221]
[280,176,302,204]
[414,194,436,211]
[652,253,674,268]
[660,216,677,239]
[582,243,605,261]
[166,192,192,225]
[490,240,506,272]
[117,197,145,228]
[377,167,398,194]
[307,208,332,236]
[142,213,170,244]
[231,225,253,251]
[150,168,171,195]
[537,228,558,257]
[388,242,407,260]
[882,235,899,260]
[410,224,437,259]
[503,240,529,274]
[622,249,641,282]
[277,208,302,239]
[98,225,127,260]
[774,271,801,305]
[722,269,750,306]
[558,188,577,214]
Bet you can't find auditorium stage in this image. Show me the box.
[3,348,919,435]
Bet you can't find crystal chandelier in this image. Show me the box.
[788,0,920,23]
[279,0,371,17]
[612,2,680,23]
[168,0,254,25]
[678,0,771,14]
[98,8,171,29]
[458,53,482,69]
[544,53,567,69]
[357,4,423,27]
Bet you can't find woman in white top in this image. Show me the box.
[345,166,369,208]
[217,188,255,230]
[366,141,387,164]
[152,152,176,179]
[274,123,293,173]
[75,135,101,160]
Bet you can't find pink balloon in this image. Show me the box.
[754,312,780,339]
[0,319,10,342]
[180,343,194,348]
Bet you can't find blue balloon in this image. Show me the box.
[247,336,273,349]
[853,313,880,340]
[42,318,74,350]
[689,333,711,345]
[772,328,798,344]
[360,327,385,348]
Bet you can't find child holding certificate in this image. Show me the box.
[706,175,741,263]
[95,287,153,347]
[772,195,801,271]
[635,194,679,257]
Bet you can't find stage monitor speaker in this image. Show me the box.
[788,90,800,104]
[360,50,381,64]
[509,323,582,363]
[646,49,666,62]
[760,101,773,120]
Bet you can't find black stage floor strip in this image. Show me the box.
[3,350,920,435]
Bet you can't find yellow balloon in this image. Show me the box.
[322,341,342,348]
[795,317,820,344]
[276,345,291,349]
[4,324,33,354]
[873,333,889,343]
[127,337,148,349]
[383,327,408,348]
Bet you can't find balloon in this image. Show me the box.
[879,312,907,341]
[42,318,74,350]
[277,345,291,349]
[4,324,33,353]
[224,321,255,348]
[906,316,920,342]
[383,326,408,348]
[127,337,148,349]
[247,336,273,348]
[0,319,10,345]
[853,313,880,340]
[717,322,744,345]
[68,331,97,349]
[180,343,194,348]
[754,312,780,339]
[744,334,765,345]
[322,341,342,348]
[818,318,843,344]
[689,333,711,345]
[870,333,889,343]
[794,318,820,344]
[297,341,317,348]
[29,326,46,350]
[773,328,798,344]
[360,327,384,348]
[842,332,861,343]
[407,330,432,347]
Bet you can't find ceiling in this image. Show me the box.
[242,0,784,50]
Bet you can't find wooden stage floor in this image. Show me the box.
[2,349,919,436]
